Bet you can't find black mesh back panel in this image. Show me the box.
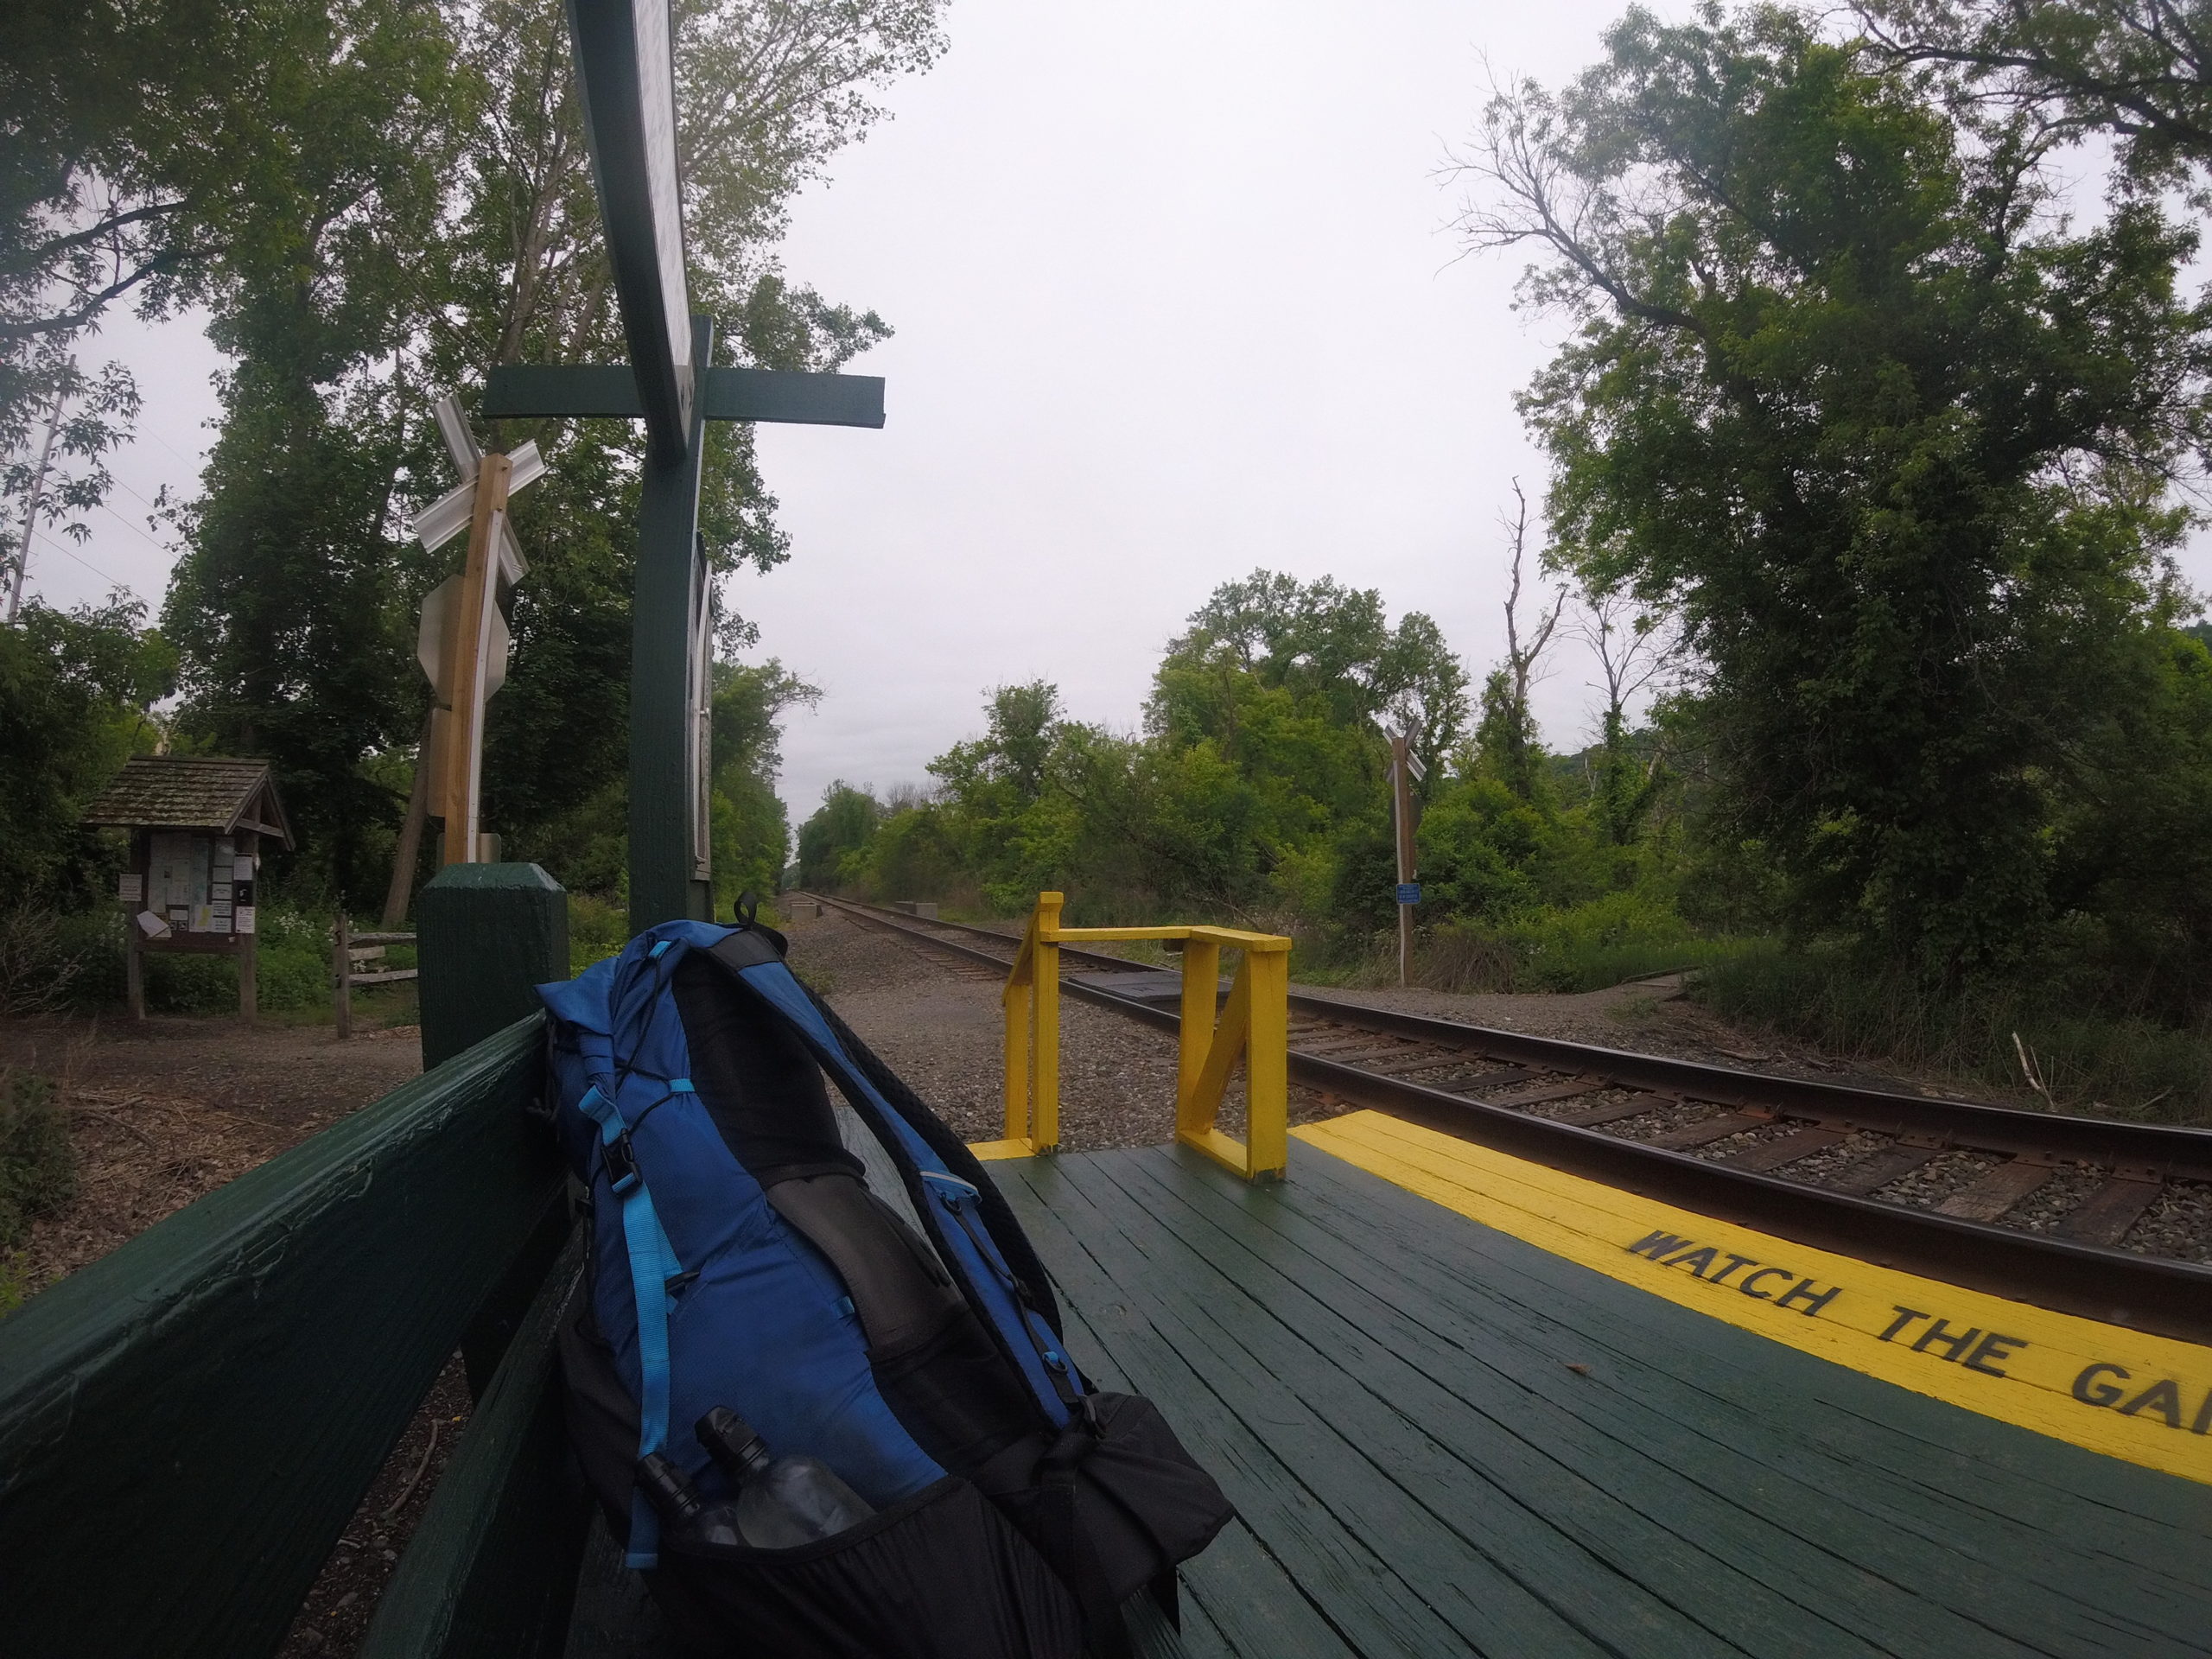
[672,954,861,1181]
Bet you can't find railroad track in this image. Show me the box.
[794,892,2212,1344]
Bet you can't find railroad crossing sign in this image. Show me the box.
[407,395,545,866]
[485,0,886,931]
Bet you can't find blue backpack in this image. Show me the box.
[537,914,1233,1658]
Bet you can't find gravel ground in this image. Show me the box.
[2129,1181,2212,1264]
[1879,1149,2000,1208]
[2005,1165,2104,1232]
[1290,976,2028,1108]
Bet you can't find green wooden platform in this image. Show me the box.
[996,1142,2212,1659]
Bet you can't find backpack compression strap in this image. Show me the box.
[579,1080,687,1568]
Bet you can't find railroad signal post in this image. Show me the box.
[1384,724,1424,987]
[404,395,546,880]
[480,0,886,935]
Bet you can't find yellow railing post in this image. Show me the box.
[976,894,1290,1180]
[1175,937,1221,1140]
[1001,915,1033,1144]
[1032,892,1064,1154]
[1242,943,1289,1181]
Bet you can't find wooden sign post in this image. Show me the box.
[396,397,546,893]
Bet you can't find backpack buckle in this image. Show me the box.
[603,1131,642,1195]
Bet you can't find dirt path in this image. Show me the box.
[0,1013,424,1299]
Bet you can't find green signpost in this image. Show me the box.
[480,0,887,933]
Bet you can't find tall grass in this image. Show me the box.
[1310,891,1753,995]
[1698,945,2212,1125]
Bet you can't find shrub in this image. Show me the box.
[1697,946,2212,1124]
[0,1072,76,1249]
[0,905,86,1015]
[569,893,628,976]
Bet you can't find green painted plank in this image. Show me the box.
[481,365,885,429]
[1046,1281,1311,1659]
[1069,1149,1878,1659]
[1272,1147,2212,1589]
[626,316,713,932]
[482,365,647,420]
[1005,1169,1366,1659]
[362,1230,593,1659]
[1182,1146,2212,1653]
[1006,1157,1612,1659]
[0,1017,560,1659]
[1255,1151,2212,1634]
[700,365,884,429]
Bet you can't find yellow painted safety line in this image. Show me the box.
[1296,1110,2212,1487]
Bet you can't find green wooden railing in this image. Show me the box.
[0,864,588,1659]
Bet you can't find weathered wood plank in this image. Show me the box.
[0,1016,561,1659]
[1255,1144,2212,1643]
[1064,1150,1864,1658]
[1934,1160,2055,1222]
[1717,1125,1847,1171]
[1008,1158,1620,1657]
[1001,1142,2212,1657]
[2055,1177,2163,1247]
[1043,1274,1345,1659]
[1003,1161,1392,1658]
[361,1230,593,1659]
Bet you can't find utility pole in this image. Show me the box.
[5,382,67,625]
[1384,725,1425,988]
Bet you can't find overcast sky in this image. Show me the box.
[29,0,2212,828]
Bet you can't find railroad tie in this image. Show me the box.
[1645,1112,1769,1151]
[1715,1125,1847,1173]
[1823,1144,1942,1196]
[1554,1095,1662,1128]
[1485,1077,1610,1108]
[2054,1176,2164,1247]
[1932,1159,2059,1224]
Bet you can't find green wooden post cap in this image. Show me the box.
[418,863,569,1071]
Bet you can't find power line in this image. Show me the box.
[97,497,174,553]
[22,523,138,598]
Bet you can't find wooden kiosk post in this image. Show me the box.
[82,758,296,1020]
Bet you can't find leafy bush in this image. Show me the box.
[569,893,628,976]
[136,906,330,1014]
[0,1073,76,1249]
[1698,945,2212,1124]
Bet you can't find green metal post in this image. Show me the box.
[627,313,715,933]
[418,862,570,1069]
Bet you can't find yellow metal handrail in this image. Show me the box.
[973,892,1291,1182]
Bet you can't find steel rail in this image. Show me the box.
[798,892,2212,1344]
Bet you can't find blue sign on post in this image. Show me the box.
[1395,882,1421,906]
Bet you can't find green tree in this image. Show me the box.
[1859,0,2212,191]
[0,595,173,899]
[796,781,881,890]
[708,658,818,907]
[1461,5,2211,979]
[137,0,944,908]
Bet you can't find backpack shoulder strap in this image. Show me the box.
[707,944,1083,1428]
